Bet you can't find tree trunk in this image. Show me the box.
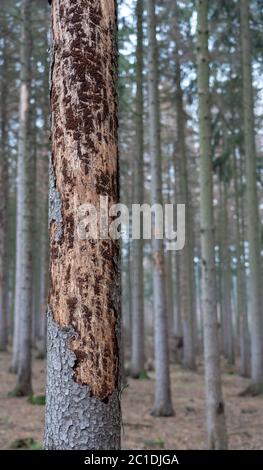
[147,0,174,417]
[0,36,9,351]
[240,0,263,393]
[233,149,250,377]
[173,252,182,338]
[45,0,121,449]
[131,0,145,379]
[12,0,33,397]
[219,180,234,365]
[36,212,48,358]
[166,251,174,333]
[173,154,183,343]
[36,7,50,359]
[175,53,196,371]
[197,0,227,449]
[31,104,39,347]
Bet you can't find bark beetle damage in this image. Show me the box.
[49,0,120,401]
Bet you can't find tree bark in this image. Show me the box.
[219,179,234,365]
[11,0,33,397]
[165,250,174,333]
[173,155,183,343]
[240,0,263,393]
[0,36,9,351]
[45,0,121,449]
[131,0,145,379]
[36,201,48,358]
[197,0,227,449]
[173,252,182,338]
[36,5,50,359]
[233,149,250,377]
[146,0,174,417]
[175,51,196,371]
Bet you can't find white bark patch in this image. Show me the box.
[49,158,63,242]
[45,310,121,450]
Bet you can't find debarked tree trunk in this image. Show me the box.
[45,0,121,450]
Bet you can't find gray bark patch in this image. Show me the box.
[49,159,62,241]
[44,311,121,450]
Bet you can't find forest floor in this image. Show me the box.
[0,351,263,450]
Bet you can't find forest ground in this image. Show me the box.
[0,351,262,450]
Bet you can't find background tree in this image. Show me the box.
[131,0,145,379]
[240,0,263,395]
[0,23,9,352]
[197,0,227,449]
[147,0,174,417]
[11,0,33,397]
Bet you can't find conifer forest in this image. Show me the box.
[1,0,263,455]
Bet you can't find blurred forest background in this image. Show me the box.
[1,0,263,450]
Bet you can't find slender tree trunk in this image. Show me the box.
[173,252,182,338]
[173,155,183,343]
[127,239,132,349]
[147,0,174,417]
[220,180,234,365]
[197,0,227,449]
[131,0,145,378]
[0,37,9,351]
[166,251,174,332]
[36,10,49,359]
[175,53,196,371]
[165,169,175,334]
[45,0,121,449]
[240,0,263,393]
[172,153,183,361]
[11,0,33,397]
[36,214,48,358]
[31,105,39,347]
[233,149,250,377]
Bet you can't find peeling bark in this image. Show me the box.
[45,0,121,449]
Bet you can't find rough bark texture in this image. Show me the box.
[45,312,120,449]
[131,0,145,379]
[240,0,263,393]
[197,0,227,449]
[147,0,174,417]
[45,0,121,449]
